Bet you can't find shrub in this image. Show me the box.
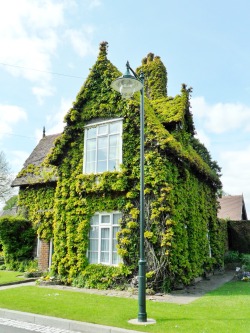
[0,216,36,265]
[224,251,240,263]
[72,264,131,290]
[241,254,250,271]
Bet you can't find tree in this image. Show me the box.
[0,151,13,204]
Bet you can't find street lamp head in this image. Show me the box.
[111,61,143,99]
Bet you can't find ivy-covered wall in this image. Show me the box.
[17,41,225,290]
[18,183,56,240]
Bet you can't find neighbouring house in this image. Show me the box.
[218,195,248,221]
[12,42,225,290]
[218,195,250,253]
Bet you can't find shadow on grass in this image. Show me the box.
[206,280,250,296]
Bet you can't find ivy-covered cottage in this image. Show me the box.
[12,42,225,290]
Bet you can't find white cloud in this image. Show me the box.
[10,150,30,174]
[191,96,250,215]
[32,85,55,105]
[34,97,72,142]
[0,0,66,101]
[220,146,250,215]
[65,26,96,58]
[191,96,250,134]
[194,129,211,148]
[47,98,73,134]
[88,0,102,9]
[0,105,27,139]
[0,1,99,102]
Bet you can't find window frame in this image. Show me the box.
[88,211,122,266]
[83,118,123,174]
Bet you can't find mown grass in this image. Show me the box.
[0,281,249,332]
[0,270,25,285]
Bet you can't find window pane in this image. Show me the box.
[97,160,107,173]
[109,146,118,160]
[112,253,119,265]
[89,239,98,251]
[98,124,108,135]
[85,162,95,173]
[87,127,96,139]
[108,159,117,171]
[89,227,98,238]
[113,214,122,225]
[101,252,109,263]
[90,216,99,225]
[110,122,121,134]
[109,134,119,147]
[86,138,96,150]
[86,149,96,162]
[89,252,98,264]
[98,136,107,149]
[97,148,107,161]
[101,228,110,239]
[101,215,110,224]
[101,239,109,251]
[101,228,110,263]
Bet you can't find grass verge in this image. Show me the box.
[0,270,25,285]
[0,281,249,332]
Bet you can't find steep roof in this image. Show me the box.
[13,42,221,190]
[0,206,18,217]
[12,134,60,187]
[218,195,248,220]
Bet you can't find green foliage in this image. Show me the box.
[5,259,38,272]
[241,254,250,271]
[18,183,56,240]
[224,251,241,263]
[0,216,36,264]
[137,53,167,99]
[71,264,131,290]
[16,41,226,291]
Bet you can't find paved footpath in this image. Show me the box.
[0,308,141,333]
[0,316,82,333]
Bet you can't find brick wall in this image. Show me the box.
[38,239,50,271]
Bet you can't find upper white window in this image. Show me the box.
[84,119,122,174]
[88,212,122,265]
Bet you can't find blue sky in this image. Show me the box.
[1,0,250,215]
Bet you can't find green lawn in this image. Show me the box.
[0,281,249,333]
[0,270,25,285]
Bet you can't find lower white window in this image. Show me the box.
[88,212,122,265]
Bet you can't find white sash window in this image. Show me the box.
[88,212,122,265]
[84,119,122,174]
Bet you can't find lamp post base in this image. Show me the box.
[128,318,156,325]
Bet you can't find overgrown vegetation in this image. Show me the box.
[0,216,36,271]
[16,42,225,291]
[225,250,250,271]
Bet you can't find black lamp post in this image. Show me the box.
[111,62,147,323]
